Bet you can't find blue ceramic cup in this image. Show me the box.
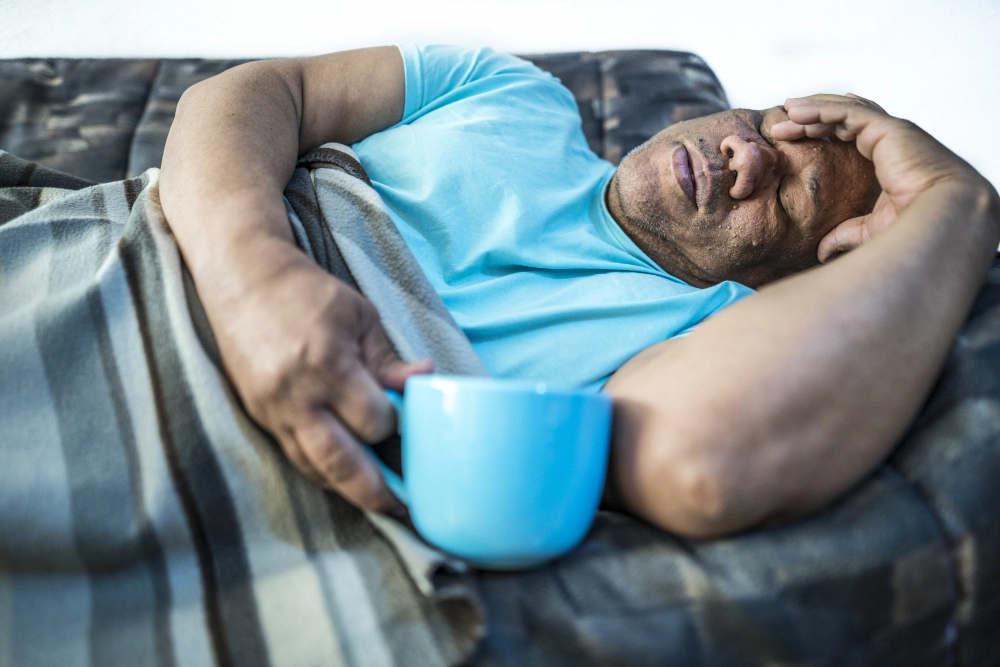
[369,374,612,570]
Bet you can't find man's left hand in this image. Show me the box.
[772,93,979,262]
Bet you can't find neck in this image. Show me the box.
[605,171,716,288]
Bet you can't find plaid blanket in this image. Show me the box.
[0,146,484,667]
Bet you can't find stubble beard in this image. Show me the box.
[614,144,672,241]
[615,135,728,243]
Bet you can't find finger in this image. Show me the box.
[783,102,892,160]
[321,299,433,443]
[776,97,864,141]
[771,118,841,142]
[243,378,334,488]
[381,357,434,391]
[325,357,399,444]
[784,100,881,135]
[357,312,434,390]
[294,409,405,514]
[275,427,330,487]
[323,336,431,443]
[333,354,433,439]
[817,215,871,263]
[845,93,886,114]
[786,93,881,110]
[770,119,808,141]
[784,93,864,109]
[834,126,857,142]
[801,122,837,139]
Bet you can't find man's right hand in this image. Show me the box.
[206,236,432,515]
[158,48,412,513]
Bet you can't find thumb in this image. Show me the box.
[818,215,871,263]
[381,357,435,391]
[359,318,434,391]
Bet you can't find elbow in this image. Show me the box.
[173,60,302,123]
[649,438,820,539]
[613,416,774,540]
[652,453,758,539]
[174,74,224,117]
[608,394,801,540]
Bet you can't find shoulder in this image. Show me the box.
[400,44,553,82]
[396,44,575,120]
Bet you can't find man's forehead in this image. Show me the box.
[697,107,779,133]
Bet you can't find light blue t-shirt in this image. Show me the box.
[354,45,753,391]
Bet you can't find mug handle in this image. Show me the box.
[366,390,410,505]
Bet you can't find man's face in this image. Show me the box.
[610,106,880,288]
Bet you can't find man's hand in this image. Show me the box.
[772,93,982,262]
[212,239,431,514]
[158,47,414,514]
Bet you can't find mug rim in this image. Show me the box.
[404,373,608,401]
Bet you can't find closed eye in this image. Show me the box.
[776,176,789,220]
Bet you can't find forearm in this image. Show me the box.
[606,176,1000,537]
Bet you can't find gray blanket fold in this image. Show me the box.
[287,145,489,377]
[0,147,483,667]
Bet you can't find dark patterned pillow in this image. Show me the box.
[0,51,729,183]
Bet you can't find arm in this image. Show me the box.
[159,47,430,514]
[604,97,1000,538]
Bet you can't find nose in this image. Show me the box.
[720,135,780,200]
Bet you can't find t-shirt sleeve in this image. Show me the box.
[395,44,552,124]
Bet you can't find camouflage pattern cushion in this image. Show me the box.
[0,59,158,184]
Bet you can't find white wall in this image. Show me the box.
[2,0,999,188]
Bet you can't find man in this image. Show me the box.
[159,45,1000,539]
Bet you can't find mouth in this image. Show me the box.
[671,145,697,206]
[689,143,714,208]
[686,143,714,209]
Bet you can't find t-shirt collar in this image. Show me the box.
[595,172,687,282]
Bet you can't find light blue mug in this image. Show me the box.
[369,374,612,570]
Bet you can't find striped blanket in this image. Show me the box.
[0,146,485,667]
